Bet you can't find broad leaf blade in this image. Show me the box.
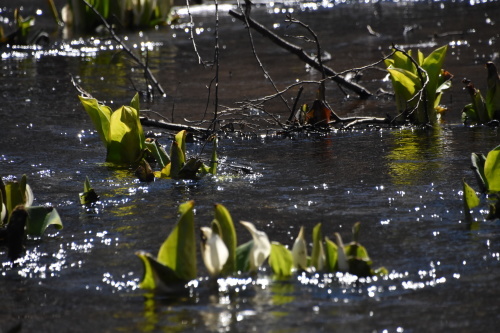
[107,106,145,165]
[78,95,112,146]
[484,145,500,192]
[136,251,187,291]
[157,200,197,282]
[214,203,237,275]
[269,242,293,278]
[25,206,63,236]
[324,237,338,273]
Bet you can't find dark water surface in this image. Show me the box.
[1,1,500,332]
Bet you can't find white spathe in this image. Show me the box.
[25,184,34,207]
[240,221,271,271]
[291,226,308,270]
[200,226,229,276]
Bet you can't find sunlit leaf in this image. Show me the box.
[25,206,63,236]
[157,200,197,281]
[463,179,480,211]
[324,236,338,272]
[269,242,293,278]
[200,226,229,277]
[168,141,184,179]
[78,95,111,146]
[130,92,140,115]
[174,130,187,164]
[136,251,187,291]
[107,105,145,164]
[291,226,308,270]
[311,223,325,271]
[214,203,237,275]
[240,221,271,272]
[0,191,5,224]
[484,145,500,192]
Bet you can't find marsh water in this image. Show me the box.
[2,0,500,332]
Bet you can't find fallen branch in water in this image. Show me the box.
[228,9,373,99]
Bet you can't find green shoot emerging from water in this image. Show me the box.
[463,144,500,222]
[385,45,451,125]
[462,62,500,125]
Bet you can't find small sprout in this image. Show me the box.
[79,176,99,205]
[240,221,271,272]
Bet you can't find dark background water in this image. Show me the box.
[1,1,500,332]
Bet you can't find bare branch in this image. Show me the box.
[228,8,373,99]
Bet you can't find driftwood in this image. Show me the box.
[228,9,373,99]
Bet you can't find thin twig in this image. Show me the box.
[186,0,207,66]
[228,9,373,99]
[238,0,290,126]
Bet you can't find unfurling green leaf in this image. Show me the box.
[311,223,325,271]
[269,242,293,278]
[463,179,480,211]
[79,176,99,205]
[157,200,197,282]
[25,206,63,236]
[214,203,237,275]
[106,105,145,165]
[78,95,112,146]
[324,236,338,272]
[484,145,500,192]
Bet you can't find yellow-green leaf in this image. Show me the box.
[269,242,293,278]
[78,95,112,146]
[25,206,63,236]
[157,200,197,281]
[214,203,237,275]
[484,145,500,192]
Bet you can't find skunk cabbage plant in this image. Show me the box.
[136,200,197,291]
[462,62,500,125]
[463,145,500,221]
[1,175,62,239]
[79,93,145,165]
[385,45,451,125]
[136,202,387,293]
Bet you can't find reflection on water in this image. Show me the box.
[386,128,445,186]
